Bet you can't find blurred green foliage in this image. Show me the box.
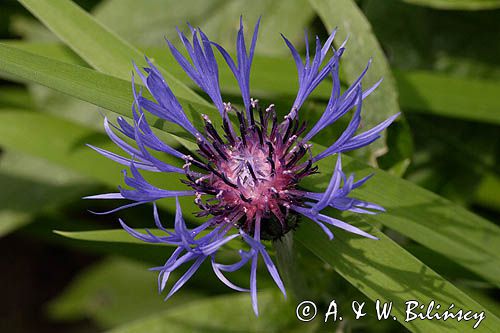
[0,0,499,332]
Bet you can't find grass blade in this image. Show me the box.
[17,0,206,104]
[5,41,500,125]
[403,0,500,10]
[308,0,402,163]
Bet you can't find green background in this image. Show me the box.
[0,0,499,332]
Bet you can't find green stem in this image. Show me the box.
[273,231,309,302]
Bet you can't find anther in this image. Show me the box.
[223,102,233,112]
[287,134,298,145]
[202,114,211,123]
[251,98,259,109]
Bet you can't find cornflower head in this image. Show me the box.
[86,17,398,315]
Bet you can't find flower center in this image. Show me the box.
[223,141,271,189]
[185,101,317,239]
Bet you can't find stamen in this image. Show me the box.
[245,161,258,182]
[286,145,306,168]
[240,193,252,203]
[189,158,210,172]
[255,126,264,145]
[263,104,274,132]
[183,94,316,238]
[266,141,274,159]
[237,112,247,146]
[283,118,293,143]
[258,105,265,128]
[195,175,209,184]
[198,140,216,159]
[205,120,225,144]
[249,98,259,127]
[202,114,211,123]
[266,157,275,175]
[287,134,298,146]
[270,111,278,137]
[296,161,316,177]
[207,164,238,188]
[250,98,259,109]
[213,142,229,160]
[223,102,232,112]
[222,114,236,145]
[296,121,308,137]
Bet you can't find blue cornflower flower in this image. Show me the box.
[86,17,398,315]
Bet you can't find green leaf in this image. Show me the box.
[3,106,498,312]
[107,289,302,333]
[92,0,225,47]
[295,222,500,332]
[25,214,180,265]
[306,155,500,287]
[47,256,281,332]
[5,41,500,125]
[364,1,500,82]
[2,43,500,282]
[0,85,36,109]
[403,114,498,205]
[458,286,500,318]
[308,0,402,164]
[55,228,245,253]
[0,42,129,114]
[474,173,500,211]
[93,0,315,57]
[2,39,500,332]
[17,0,205,104]
[16,0,139,78]
[402,0,500,10]
[54,229,172,246]
[0,108,195,216]
[0,43,222,141]
[0,150,96,236]
[191,0,315,57]
[396,70,500,124]
[47,257,196,329]
[1,47,500,286]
